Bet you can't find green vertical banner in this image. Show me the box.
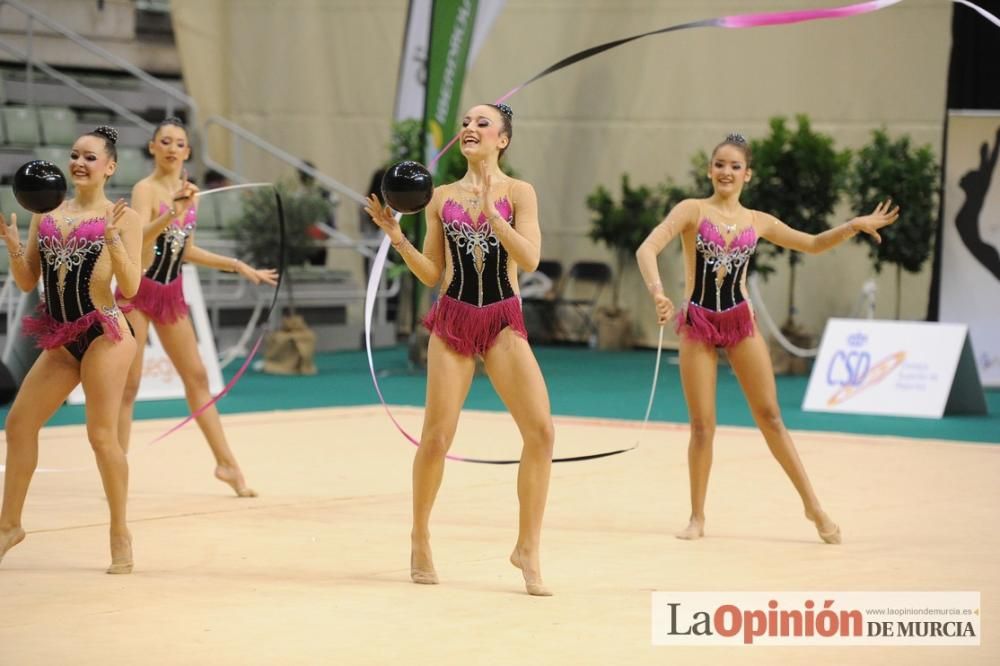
[423,0,480,176]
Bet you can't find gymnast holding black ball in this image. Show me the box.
[365,103,555,596]
[0,126,142,574]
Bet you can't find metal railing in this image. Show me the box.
[0,39,154,132]
[202,115,368,207]
[0,0,196,120]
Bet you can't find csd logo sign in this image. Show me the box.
[827,350,871,387]
[824,332,906,406]
[826,332,870,387]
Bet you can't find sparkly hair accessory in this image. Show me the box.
[493,102,514,122]
[726,132,747,145]
[93,125,119,144]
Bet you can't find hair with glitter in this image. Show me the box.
[489,103,514,158]
[712,131,752,166]
[87,125,119,161]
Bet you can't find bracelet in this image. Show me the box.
[8,244,25,259]
[391,236,408,250]
[231,258,241,272]
[107,234,122,247]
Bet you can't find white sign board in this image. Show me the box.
[803,318,987,419]
[69,264,223,404]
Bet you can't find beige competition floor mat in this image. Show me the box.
[1,406,997,665]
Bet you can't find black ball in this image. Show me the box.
[381,160,433,214]
[12,160,67,214]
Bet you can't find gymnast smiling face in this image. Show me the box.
[459,104,510,161]
[69,135,116,187]
[709,143,752,199]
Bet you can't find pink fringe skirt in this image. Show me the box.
[22,303,123,350]
[676,300,755,348]
[117,274,188,325]
[423,295,527,357]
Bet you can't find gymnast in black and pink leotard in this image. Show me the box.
[24,214,133,360]
[115,117,275,498]
[121,201,196,325]
[365,102,554,596]
[678,207,759,348]
[637,132,900,546]
[0,125,142,574]
[421,195,527,356]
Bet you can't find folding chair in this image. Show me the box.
[553,260,612,344]
[521,259,563,343]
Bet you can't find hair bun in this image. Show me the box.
[493,102,514,122]
[94,125,119,144]
[725,132,747,145]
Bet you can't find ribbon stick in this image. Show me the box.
[367,0,1000,462]
[192,182,275,198]
[364,232,419,450]
[642,326,666,427]
[150,186,286,443]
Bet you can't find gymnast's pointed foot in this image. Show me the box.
[410,536,438,585]
[107,531,133,574]
[215,465,257,498]
[510,545,552,597]
[805,510,841,545]
[676,517,705,540]
[0,526,26,565]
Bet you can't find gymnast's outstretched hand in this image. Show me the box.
[850,199,900,244]
[236,262,279,286]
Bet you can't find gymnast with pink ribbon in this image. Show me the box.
[116,117,277,497]
[365,102,555,596]
[636,133,900,543]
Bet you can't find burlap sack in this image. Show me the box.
[263,314,318,375]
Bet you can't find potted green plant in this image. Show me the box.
[586,174,668,349]
[848,128,939,318]
[742,115,850,372]
[226,181,329,374]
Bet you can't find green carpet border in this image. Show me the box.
[2,346,996,445]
